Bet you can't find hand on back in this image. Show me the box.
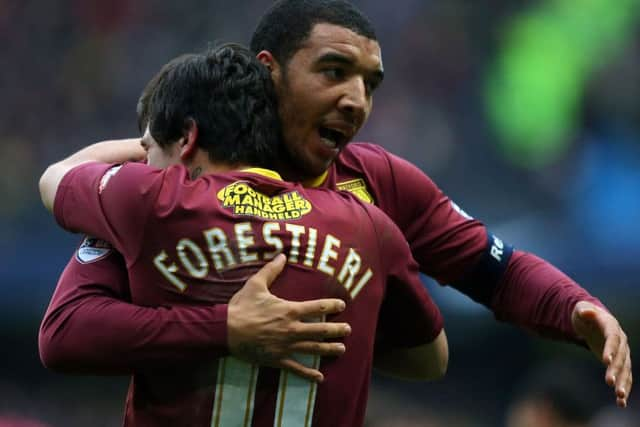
[227,254,351,382]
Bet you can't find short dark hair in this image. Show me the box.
[137,43,281,168]
[250,0,377,66]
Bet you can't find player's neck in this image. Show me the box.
[184,149,251,179]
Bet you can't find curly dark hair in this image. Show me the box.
[250,0,377,66]
[137,43,281,168]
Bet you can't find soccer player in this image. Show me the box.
[40,0,632,409]
[40,44,447,427]
[251,0,631,407]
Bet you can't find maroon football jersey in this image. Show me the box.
[54,162,443,427]
[43,142,602,426]
[320,143,602,333]
[316,143,488,284]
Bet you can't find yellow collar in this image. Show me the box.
[239,167,283,181]
[302,171,328,188]
[240,168,328,188]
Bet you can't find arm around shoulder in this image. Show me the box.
[39,248,231,375]
[39,161,72,212]
[38,138,145,212]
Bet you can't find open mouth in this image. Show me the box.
[318,126,348,149]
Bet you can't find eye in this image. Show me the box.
[365,78,381,95]
[323,67,346,80]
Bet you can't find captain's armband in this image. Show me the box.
[450,232,514,306]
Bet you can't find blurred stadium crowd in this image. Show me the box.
[0,1,638,426]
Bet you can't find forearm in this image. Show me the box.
[39,138,144,211]
[40,297,229,375]
[374,329,448,381]
[58,138,144,165]
[490,250,605,343]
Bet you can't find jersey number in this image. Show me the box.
[210,354,320,427]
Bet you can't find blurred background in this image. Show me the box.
[1,0,639,425]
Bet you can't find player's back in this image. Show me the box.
[129,166,392,427]
[54,162,441,427]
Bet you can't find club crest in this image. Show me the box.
[336,179,374,204]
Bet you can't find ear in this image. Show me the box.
[256,50,281,82]
[179,118,198,161]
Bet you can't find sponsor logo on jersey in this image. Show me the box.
[336,179,374,204]
[99,165,123,193]
[217,181,312,220]
[451,201,473,220]
[76,235,113,263]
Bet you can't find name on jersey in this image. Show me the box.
[217,181,312,220]
[153,221,373,299]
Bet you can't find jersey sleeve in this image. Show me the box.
[376,148,605,343]
[358,145,606,344]
[359,145,488,285]
[366,205,444,349]
[53,162,165,260]
[491,250,605,343]
[39,239,230,375]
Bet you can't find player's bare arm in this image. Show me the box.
[39,138,145,212]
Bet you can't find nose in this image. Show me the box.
[337,77,369,123]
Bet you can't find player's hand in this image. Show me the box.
[227,254,351,382]
[572,300,632,407]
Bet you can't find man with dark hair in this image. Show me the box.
[40,44,447,427]
[40,50,353,382]
[40,0,631,410]
[249,0,632,407]
[138,49,280,169]
[251,0,377,72]
[251,0,382,179]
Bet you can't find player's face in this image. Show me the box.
[141,126,182,169]
[272,23,384,179]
